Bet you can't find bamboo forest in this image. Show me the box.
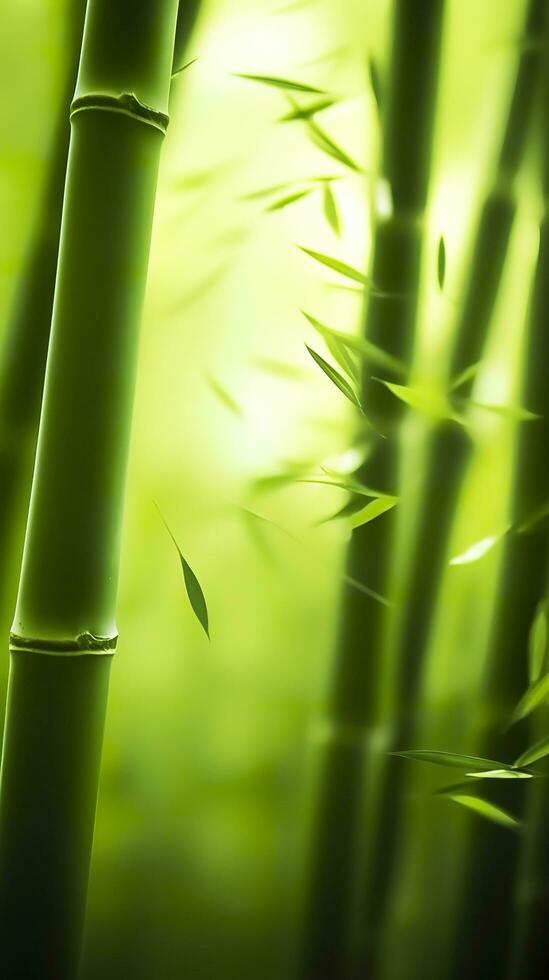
[2,0,549,977]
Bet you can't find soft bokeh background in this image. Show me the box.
[0,1,539,977]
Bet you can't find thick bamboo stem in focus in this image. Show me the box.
[0,1,180,976]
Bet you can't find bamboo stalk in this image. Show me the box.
[298,5,445,977]
[354,1,547,972]
[0,2,87,621]
[493,55,549,979]
[0,2,180,976]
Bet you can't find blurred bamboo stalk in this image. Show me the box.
[358,1,547,973]
[298,4,445,977]
[0,1,181,975]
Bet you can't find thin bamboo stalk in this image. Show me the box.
[298,5,445,977]
[0,2,180,976]
[354,1,547,971]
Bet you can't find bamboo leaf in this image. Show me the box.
[450,530,508,566]
[323,183,341,235]
[297,477,385,497]
[306,120,363,173]
[305,345,362,410]
[450,361,481,392]
[514,734,549,769]
[393,750,512,772]
[302,311,405,375]
[171,57,198,79]
[437,235,446,290]
[469,401,541,421]
[159,515,210,639]
[466,769,532,779]
[298,247,368,284]
[528,600,548,684]
[233,72,324,94]
[440,793,520,830]
[318,494,371,523]
[302,312,358,382]
[205,374,244,417]
[278,97,335,121]
[509,669,549,727]
[378,379,459,422]
[349,495,398,529]
[368,56,382,111]
[266,188,312,210]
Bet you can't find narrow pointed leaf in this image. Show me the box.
[233,72,324,94]
[466,769,532,779]
[392,750,512,772]
[379,379,458,421]
[514,734,549,769]
[306,119,363,172]
[440,793,519,830]
[302,312,358,381]
[368,56,382,110]
[160,516,210,639]
[450,530,507,566]
[469,400,541,421]
[266,188,312,210]
[297,476,385,497]
[206,374,244,417]
[305,345,362,410]
[349,495,398,529]
[172,57,198,79]
[278,97,334,121]
[323,183,340,235]
[302,311,405,375]
[509,669,549,726]
[528,600,548,684]
[437,235,446,289]
[299,246,367,284]
[450,361,481,392]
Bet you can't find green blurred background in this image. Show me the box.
[0,1,539,976]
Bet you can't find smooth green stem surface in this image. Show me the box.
[0,653,111,979]
[298,5,445,978]
[0,1,180,976]
[0,4,86,622]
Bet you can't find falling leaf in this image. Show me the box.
[305,345,362,410]
[392,750,513,771]
[509,669,549,727]
[158,512,209,639]
[323,183,341,235]
[514,734,549,769]
[205,374,244,417]
[528,600,548,683]
[233,72,324,94]
[437,235,446,290]
[368,56,382,111]
[450,530,508,566]
[440,793,519,830]
[298,246,367,284]
[306,119,363,172]
[349,495,398,529]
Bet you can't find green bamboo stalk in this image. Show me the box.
[0,2,180,976]
[298,5,445,978]
[443,213,549,980]
[0,2,87,621]
[493,60,549,980]
[354,2,547,971]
